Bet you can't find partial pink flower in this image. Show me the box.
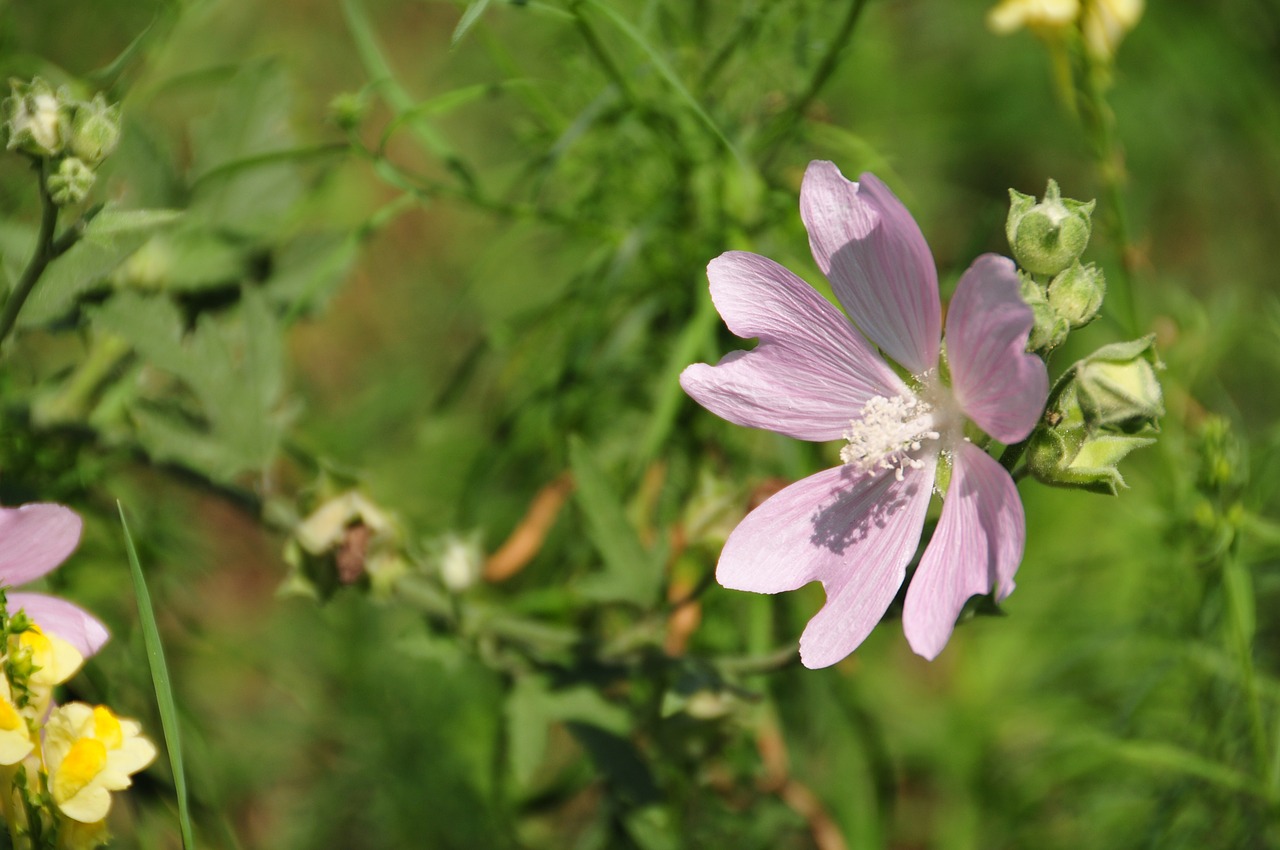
[680,162,1048,666]
[0,503,109,657]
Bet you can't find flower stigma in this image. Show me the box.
[841,393,942,481]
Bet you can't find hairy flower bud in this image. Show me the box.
[1007,180,1096,277]
[48,156,96,206]
[68,94,121,166]
[4,77,69,158]
[1047,261,1106,328]
[1075,336,1163,432]
[1027,336,1162,494]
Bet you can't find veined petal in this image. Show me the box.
[902,442,1026,660]
[681,251,907,441]
[9,593,110,658]
[800,163,941,374]
[945,255,1049,443]
[0,503,81,586]
[716,461,934,669]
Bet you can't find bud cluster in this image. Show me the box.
[0,593,155,849]
[3,78,122,206]
[1007,180,1106,352]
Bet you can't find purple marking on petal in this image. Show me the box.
[902,442,1026,661]
[800,162,941,375]
[9,592,110,658]
[714,460,935,669]
[680,250,907,441]
[945,254,1049,444]
[0,504,82,587]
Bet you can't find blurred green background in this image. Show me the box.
[2,0,1280,848]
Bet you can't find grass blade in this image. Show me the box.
[118,501,196,850]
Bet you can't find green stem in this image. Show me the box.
[570,0,636,105]
[0,162,60,350]
[1077,55,1138,336]
[1222,538,1270,791]
[759,0,870,165]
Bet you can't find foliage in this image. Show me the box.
[0,0,1278,848]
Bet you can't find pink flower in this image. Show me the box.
[680,162,1048,667]
[1,503,109,657]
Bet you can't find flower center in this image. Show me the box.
[841,392,941,481]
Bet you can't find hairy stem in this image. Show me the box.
[0,162,59,349]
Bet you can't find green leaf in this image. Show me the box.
[93,288,286,480]
[118,503,197,850]
[6,208,181,326]
[506,675,629,787]
[452,0,493,46]
[189,60,303,235]
[568,435,663,604]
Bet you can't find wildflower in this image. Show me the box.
[43,703,156,823]
[680,162,1048,666]
[987,0,1079,37]
[1081,0,1143,60]
[0,676,33,765]
[0,504,109,658]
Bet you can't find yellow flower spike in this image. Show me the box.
[0,679,33,766]
[43,703,156,824]
[987,0,1080,36]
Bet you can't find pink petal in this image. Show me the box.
[716,461,935,669]
[799,163,941,375]
[945,255,1049,444]
[680,251,908,441]
[902,442,1026,660]
[9,592,110,658]
[0,504,82,586]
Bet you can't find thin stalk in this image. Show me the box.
[1222,537,1270,792]
[759,0,870,166]
[0,162,59,349]
[570,1,637,105]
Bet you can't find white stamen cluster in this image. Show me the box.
[841,393,941,481]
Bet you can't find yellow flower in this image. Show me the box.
[1082,0,1144,59]
[987,0,1080,36]
[43,703,156,823]
[0,677,33,765]
[15,624,84,688]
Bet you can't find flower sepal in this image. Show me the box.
[1027,336,1162,494]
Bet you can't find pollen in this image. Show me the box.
[841,393,941,481]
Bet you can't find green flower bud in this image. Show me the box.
[328,91,370,131]
[1020,273,1069,351]
[1026,336,1163,495]
[1006,180,1096,276]
[3,77,70,158]
[1027,382,1155,495]
[47,156,96,206]
[1047,261,1106,328]
[1075,336,1164,433]
[68,94,121,166]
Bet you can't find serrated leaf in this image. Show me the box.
[190,59,302,235]
[568,435,663,604]
[93,288,286,480]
